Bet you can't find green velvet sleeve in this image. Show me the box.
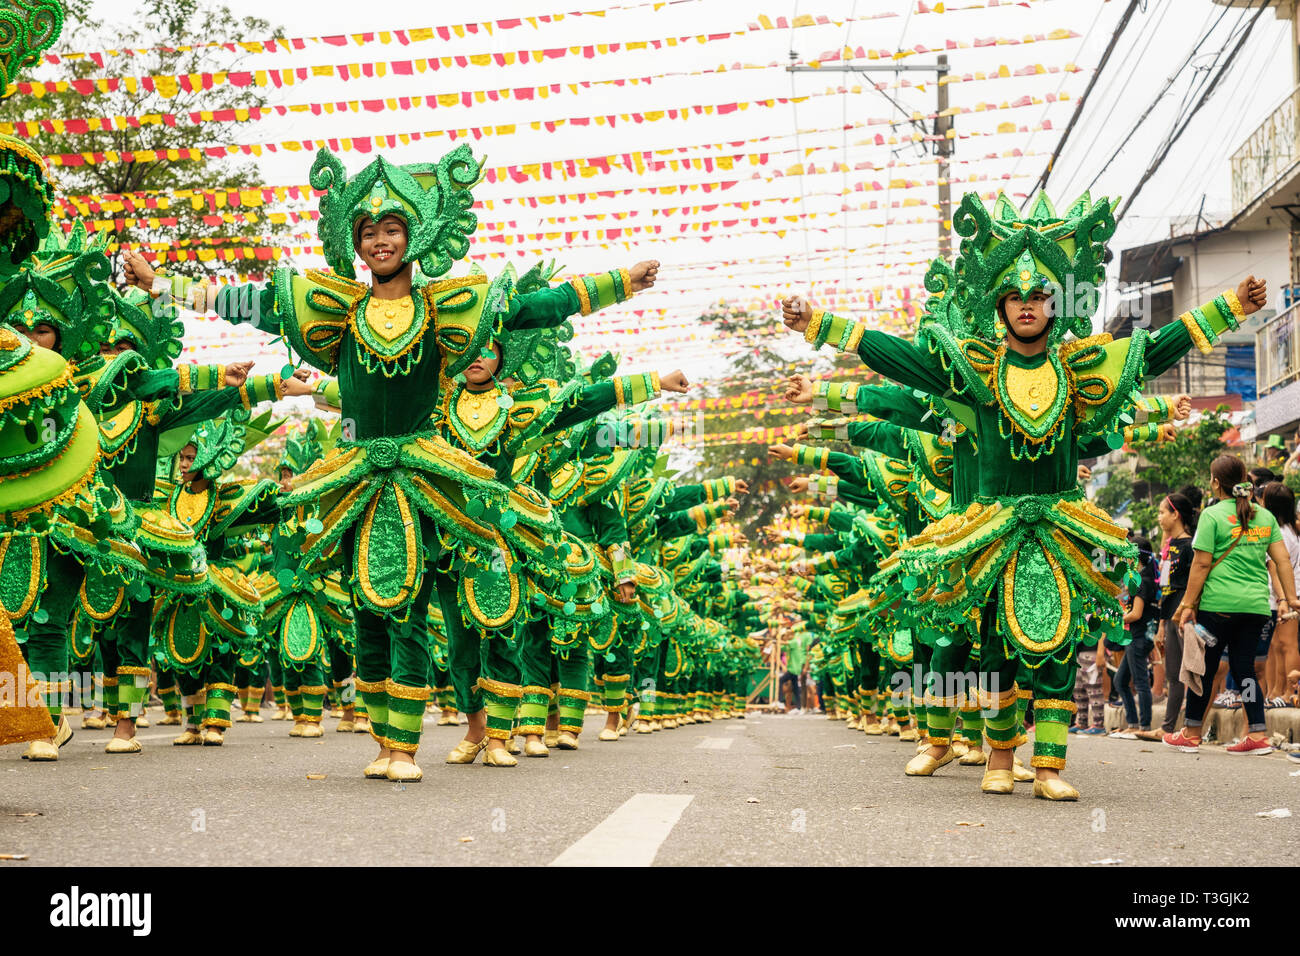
[803,532,845,552]
[662,484,707,512]
[845,420,909,458]
[1143,293,1245,379]
[158,387,245,431]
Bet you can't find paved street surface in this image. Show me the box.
[1,711,1296,866]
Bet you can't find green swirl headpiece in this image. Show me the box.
[310,143,482,280]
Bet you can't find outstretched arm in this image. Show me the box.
[781,295,955,396]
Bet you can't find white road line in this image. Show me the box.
[549,793,694,867]
[696,736,734,750]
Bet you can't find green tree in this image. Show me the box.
[677,304,865,534]
[1124,404,1234,533]
[0,0,294,279]
[1094,469,1133,515]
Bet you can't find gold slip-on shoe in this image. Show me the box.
[446,737,488,765]
[1033,777,1080,801]
[482,745,518,767]
[981,769,1015,794]
[905,747,957,777]
[106,737,142,754]
[959,748,988,766]
[386,760,423,782]
[24,740,58,761]
[598,728,619,741]
[524,738,549,757]
[363,757,391,779]
[556,732,580,750]
[173,730,202,746]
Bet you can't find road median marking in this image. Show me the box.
[549,793,694,867]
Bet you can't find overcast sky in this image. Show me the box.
[55,0,1299,396]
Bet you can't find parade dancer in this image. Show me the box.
[780,189,1266,799]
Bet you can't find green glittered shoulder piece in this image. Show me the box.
[1,219,115,364]
[860,452,911,520]
[311,144,480,281]
[1062,331,1151,437]
[209,478,280,539]
[902,428,952,494]
[850,512,900,562]
[502,377,582,456]
[575,448,641,508]
[270,266,365,376]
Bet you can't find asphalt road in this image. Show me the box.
[1,709,1295,866]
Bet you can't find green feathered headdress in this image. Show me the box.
[0,219,114,362]
[279,419,329,476]
[0,1,63,91]
[106,284,185,369]
[0,1,64,270]
[186,408,284,483]
[310,143,481,280]
[951,190,1115,344]
[498,260,576,386]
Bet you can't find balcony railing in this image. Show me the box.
[1231,85,1300,213]
[1255,301,1300,397]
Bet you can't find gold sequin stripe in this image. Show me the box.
[976,684,1020,711]
[1033,698,1075,719]
[1222,287,1242,321]
[32,678,73,692]
[477,676,523,699]
[568,276,594,315]
[985,731,1029,751]
[382,736,419,754]
[117,666,151,677]
[521,684,555,699]
[1031,755,1066,769]
[803,309,826,346]
[1178,309,1214,354]
[355,677,385,694]
[383,679,430,700]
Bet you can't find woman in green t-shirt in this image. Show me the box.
[1168,455,1300,755]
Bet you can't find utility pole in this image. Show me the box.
[787,58,954,259]
[935,54,952,261]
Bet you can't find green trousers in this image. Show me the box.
[19,547,84,720]
[346,522,436,754]
[98,595,152,720]
[977,602,1076,769]
[442,569,520,740]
